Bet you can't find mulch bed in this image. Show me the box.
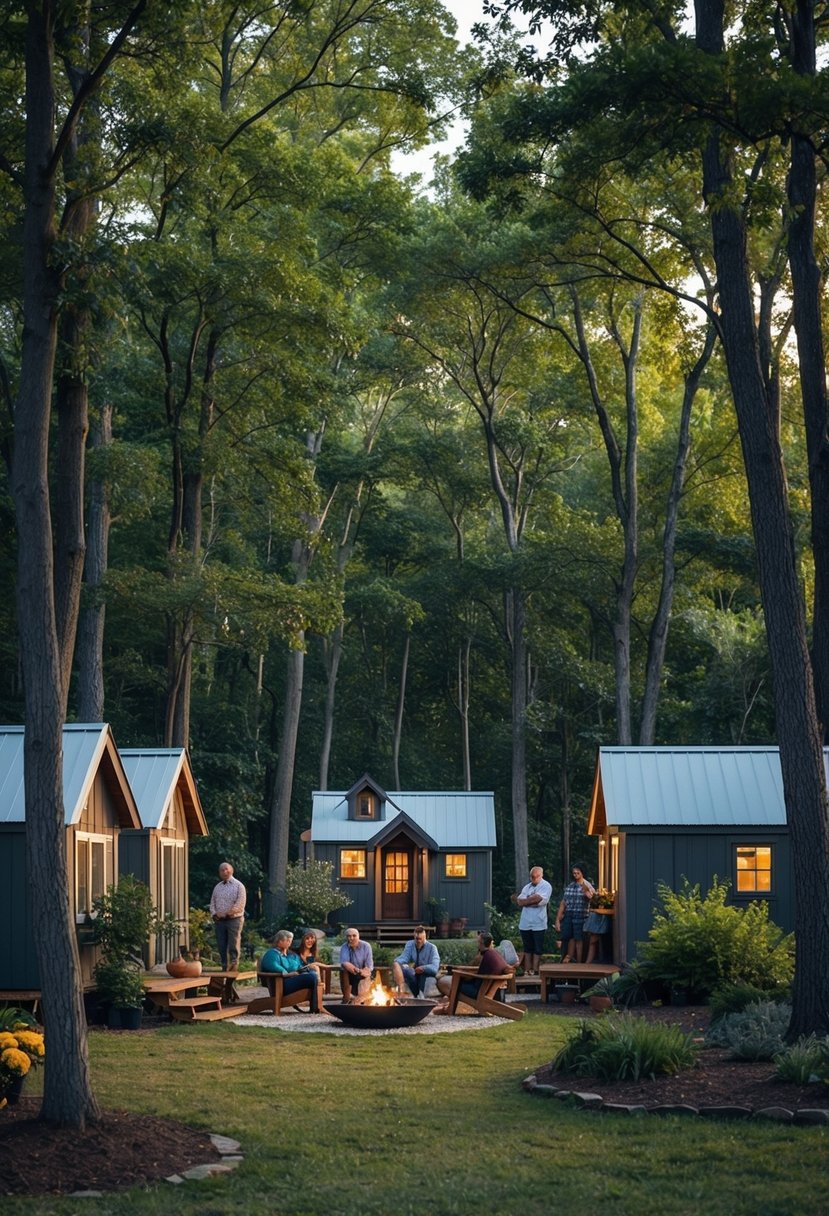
[531,1002,829,1112]
[0,1098,217,1196]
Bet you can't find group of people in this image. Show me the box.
[513,863,610,966]
[208,859,610,1018]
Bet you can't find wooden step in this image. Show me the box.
[167,995,223,1020]
[185,1005,246,1022]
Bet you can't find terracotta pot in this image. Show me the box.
[589,994,613,1013]
[166,958,203,979]
[556,984,579,1005]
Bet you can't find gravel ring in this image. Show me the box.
[230,1012,511,1035]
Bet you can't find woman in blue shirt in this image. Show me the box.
[260,929,323,1013]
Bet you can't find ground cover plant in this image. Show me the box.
[705,1000,792,1060]
[3,1008,828,1216]
[552,1013,697,1081]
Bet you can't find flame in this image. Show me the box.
[363,975,399,1006]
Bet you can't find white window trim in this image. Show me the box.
[75,831,114,921]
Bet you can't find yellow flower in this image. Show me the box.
[14,1031,45,1057]
[0,1032,17,1051]
[1,1047,31,1077]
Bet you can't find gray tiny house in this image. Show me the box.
[119,748,208,964]
[308,774,496,930]
[0,723,141,992]
[588,746,797,964]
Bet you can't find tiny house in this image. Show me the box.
[308,774,496,929]
[0,723,141,990]
[588,746,797,963]
[119,748,208,964]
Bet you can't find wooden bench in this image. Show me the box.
[0,990,42,1019]
[539,963,618,1003]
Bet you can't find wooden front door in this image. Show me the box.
[381,846,413,919]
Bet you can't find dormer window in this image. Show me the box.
[357,791,375,818]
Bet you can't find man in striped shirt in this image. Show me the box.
[209,861,246,970]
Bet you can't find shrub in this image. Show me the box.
[704,1000,791,1059]
[284,861,353,927]
[433,939,480,966]
[484,902,521,943]
[774,1036,829,1085]
[709,981,790,1023]
[552,1014,697,1082]
[92,875,156,962]
[638,878,793,999]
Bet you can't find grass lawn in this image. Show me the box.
[7,1008,827,1216]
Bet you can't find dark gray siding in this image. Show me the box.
[0,828,39,989]
[622,828,793,961]
[315,843,376,925]
[430,850,489,928]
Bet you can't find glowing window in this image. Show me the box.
[340,849,366,880]
[445,853,467,878]
[736,845,772,892]
[356,792,375,818]
[384,851,409,893]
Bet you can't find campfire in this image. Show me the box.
[328,975,434,1029]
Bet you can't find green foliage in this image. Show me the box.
[432,939,480,966]
[484,901,521,942]
[284,861,353,928]
[709,980,790,1023]
[426,896,449,924]
[704,1000,792,1060]
[0,1007,38,1031]
[611,961,656,1008]
[552,1014,697,1082]
[774,1036,829,1085]
[92,876,156,961]
[92,956,146,1009]
[582,972,620,1000]
[639,878,794,998]
[188,907,214,959]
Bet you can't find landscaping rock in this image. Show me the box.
[601,1103,648,1116]
[573,1092,604,1108]
[753,1107,793,1122]
[793,1109,829,1126]
[650,1104,699,1116]
[698,1106,752,1120]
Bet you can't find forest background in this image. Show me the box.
[1,0,795,929]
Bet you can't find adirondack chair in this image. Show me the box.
[446,966,527,1021]
[245,970,316,1015]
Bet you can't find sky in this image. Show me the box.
[391,0,551,185]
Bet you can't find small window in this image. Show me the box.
[357,792,375,818]
[445,853,467,878]
[341,849,367,879]
[76,832,114,919]
[736,845,772,892]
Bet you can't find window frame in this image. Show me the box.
[75,831,114,921]
[444,852,468,879]
[734,843,773,894]
[340,847,367,881]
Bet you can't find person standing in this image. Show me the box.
[339,927,374,1001]
[553,864,596,963]
[393,925,440,997]
[511,865,553,975]
[209,861,246,970]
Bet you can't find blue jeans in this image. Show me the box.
[400,966,431,996]
[281,972,320,1011]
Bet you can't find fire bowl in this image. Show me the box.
[326,999,434,1029]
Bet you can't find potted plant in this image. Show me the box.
[583,972,620,1012]
[426,897,449,938]
[554,983,580,1005]
[93,956,146,1029]
[0,1008,44,1104]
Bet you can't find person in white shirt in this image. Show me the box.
[511,865,553,975]
[209,861,246,970]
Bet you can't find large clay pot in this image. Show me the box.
[555,984,579,1005]
[166,958,203,979]
[589,994,613,1013]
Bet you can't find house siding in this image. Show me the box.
[0,827,38,989]
[621,827,793,962]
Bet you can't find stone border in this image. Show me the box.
[521,1075,829,1124]
[68,1133,244,1196]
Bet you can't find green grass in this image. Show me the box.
[7,1009,828,1216]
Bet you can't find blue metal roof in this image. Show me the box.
[591,746,800,830]
[0,723,139,827]
[311,790,496,848]
[120,748,207,835]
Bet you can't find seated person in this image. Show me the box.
[339,927,373,1001]
[392,925,440,997]
[436,931,511,1002]
[291,928,321,971]
[260,929,323,1013]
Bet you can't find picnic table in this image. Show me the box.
[143,970,256,1022]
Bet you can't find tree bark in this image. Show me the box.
[696,0,829,1037]
[76,403,112,722]
[392,632,410,788]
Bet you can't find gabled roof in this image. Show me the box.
[588,746,801,834]
[311,790,496,848]
[119,748,208,837]
[0,723,140,828]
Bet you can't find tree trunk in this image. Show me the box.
[266,641,305,919]
[319,622,345,791]
[697,0,829,1037]
[458,636,472,790]
[392,632,410,788]
[76,403,112,722]
[509,587,529,888]
[12,3,100,1128]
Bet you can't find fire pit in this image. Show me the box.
[327,974,434,1029]
[327,999,434,1029]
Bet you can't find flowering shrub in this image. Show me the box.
[285,861,353,927]
[0,1016,45,1107]
[589,889,615,910]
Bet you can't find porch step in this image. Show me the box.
[167,995,223,1021]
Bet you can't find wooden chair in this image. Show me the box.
[245,970,316,1015]
[446,967,527,1021]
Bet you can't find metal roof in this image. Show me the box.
[590,746,799,832]
[0,723,140,827]
[311,790,497,848]
[119,748,208,836]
